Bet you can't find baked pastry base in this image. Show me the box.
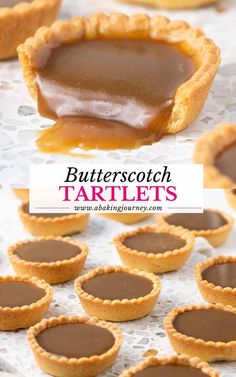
[157,209,234,247]
[193,123,236,188]
[165,303,236,362]
[195,255,236,307]
[18,203,90,236]
[0,275,53,330]
[0,0,61,60]
[12,189,29,201]
[28,315,123,377]
[75,266,161,321]
[118,0,219,9]
[113,225,194,273]
[8,236,89,284]
[225,190,236,210]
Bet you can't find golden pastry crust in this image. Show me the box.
[12,188,29,201]
[18,13,220,135]
[97,213,152,225]
[0,0,61,60]
[118,0,219,9]
[8,236,89,284]
[28,315,123,377]
[113,224,194,273]
[119,355,219,377]
[225,189,236,210]
[195,255,236,307]
[157,209,234,247]
[18,202,90,236]
[193,123,236,188]
[0,275,53,330]
[165,303,236,362]
[74,265,161,321]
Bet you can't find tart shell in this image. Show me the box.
[225,190,236,211]
[74,266,161,322]
[119,355,219,377]
[165,303,236,362]
[97,213,152,225]
[12,188,29,202]
[113,225,195,273]
[0,0,61,60]
[8,236,89,284]
[193,123,236,188]
[28,315,123,377]
[17,13,220,135]
[0,275,53,331]
[118,0,219,9]
[195,255,236,307]
[157,209,234,247]
[18,202,90,236]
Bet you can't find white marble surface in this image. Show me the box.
[0,0,236,187]
[0,189,235,376]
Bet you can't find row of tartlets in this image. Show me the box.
[1,200,236,377]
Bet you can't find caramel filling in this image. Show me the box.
[36,323,115,358]
[0,0,32,6]
[0,281,45,308]
[202,262,236,288]
[173,308,236,342]
[35,39,195,153]
[165,210,227,231]
[22,202,70,218]
[82,271,153,300]
[123,232,185,254]
[215,142,236,182]
[133,365,208,377]
[15,239,81,263]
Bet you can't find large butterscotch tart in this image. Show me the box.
[0,275,53,330]
[165,304,236,362]
[18,14,220,154]
[0,0,61,60]
[28,315,122,377]
[119,355,219,377]
[75,266,161,321]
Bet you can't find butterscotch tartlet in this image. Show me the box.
[18,14,220,154]
[157,209,233,247]
[225,189,236,210]
[12,188,29,201]
[165,304,236,361]
[98,213,152,225]
[28,315,123,377]
[194,123,236,188]
[119,355,219,377]
[0,275,53,330]
[195,255,236,307]
[0,0,61,60]
[8,236,89,284]
[118,0,219,9]
[18,202,90,236]
[75,266,161,321]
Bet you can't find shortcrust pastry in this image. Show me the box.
[75,266,161,321]
[165,304,236,361]
[18,14,220,154]
[157,209,233,247]
[18,202,90,236]
[225,189,236,210]
[98,213,152,225]
[113,225,194,273]
[194,123,236,188]
[28,315,122,377]
[12,188,29,201]
[0,0,61,60]
[8,236,89,284]
[118,0,219,9]
[195,255,236,307]
[0,275,53,330]
[119,355,219,377]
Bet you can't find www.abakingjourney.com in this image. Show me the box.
[74,204,163,213]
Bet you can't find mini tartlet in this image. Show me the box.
[18,202,90,236]
[194,123,236,188]
[8,236,89,284]
[225,189,236,210]
[12,188,29,201]
[119,355,219,377]
[195,255,236,307]
[113,225,195,273]
[0,0,61,60]
[0,275,53,330]
[157,209,233,247]
[97,213,152,225]
[75,266,161,321]
[165,303,236,361]
[118,0,219,9]
[28,315,123,377]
